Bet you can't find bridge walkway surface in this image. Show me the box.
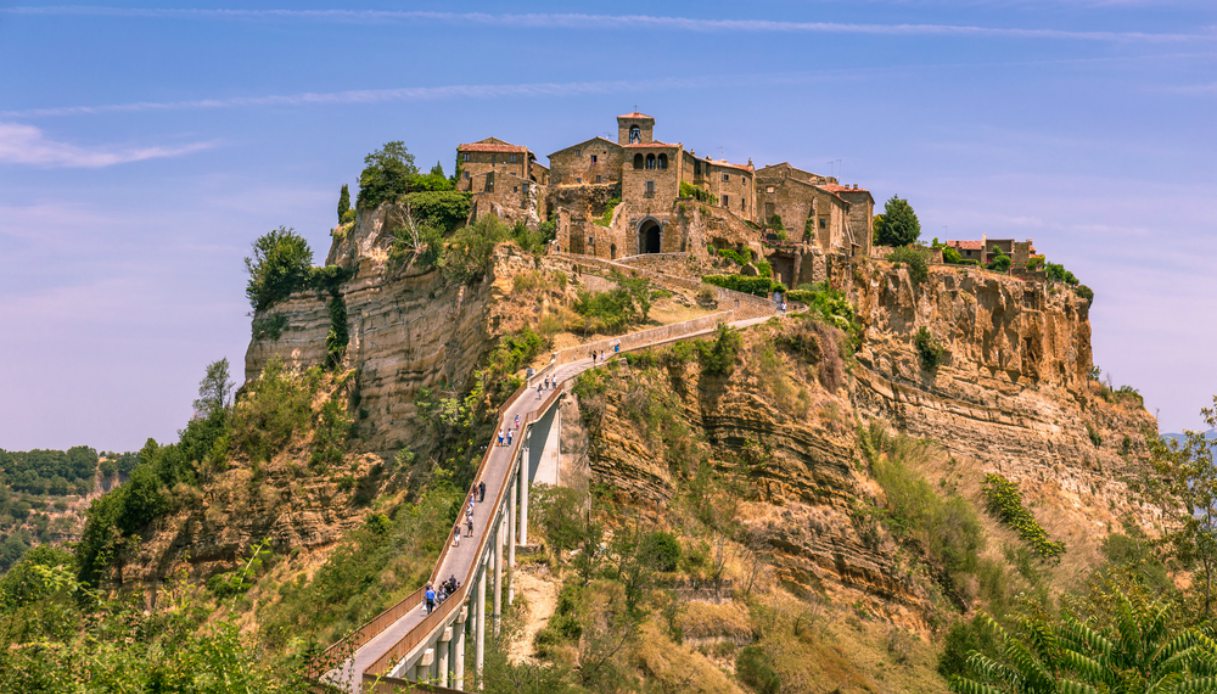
[323,299,781,692]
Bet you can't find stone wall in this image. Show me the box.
[548,138,623,186]
[456,151,528,192]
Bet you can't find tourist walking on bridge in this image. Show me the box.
[453,525,461,548]
[424,584,436,614]
[466,517,474,537]
[478,481,486,502]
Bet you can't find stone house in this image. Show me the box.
[945,237,1037,266]
[456,137,547,224]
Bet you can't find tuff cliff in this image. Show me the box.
[560,255,1159,641]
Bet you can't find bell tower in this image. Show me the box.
[617,112,655,145]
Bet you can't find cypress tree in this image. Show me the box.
[337,184,351,222]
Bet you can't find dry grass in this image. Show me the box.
[635,620,745,693]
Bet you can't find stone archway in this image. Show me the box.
[638,219,662,254]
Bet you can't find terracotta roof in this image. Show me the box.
[947,240,985,251]
[617,112,655,120]
[819,183,869,194]
[622,140,679,149]
[710,159,754,173]
[457,137,528,153]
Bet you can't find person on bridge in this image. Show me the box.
[536,384,543,399]
[478,481,486,502]
[466,518,474,537]
[514,414,520,430]
[507,429,514,446]
[497,430,505,447]
[453,525,461,547]
[424,585,436,614]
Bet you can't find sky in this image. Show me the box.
[0,1,1215,451]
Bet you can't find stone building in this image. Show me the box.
[945,237,1037,266]
[456,137,547,224]
[452,113,873,264]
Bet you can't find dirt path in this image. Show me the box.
[507,564,560,665]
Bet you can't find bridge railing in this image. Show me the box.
[366,384,566,677]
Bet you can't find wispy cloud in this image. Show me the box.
[0,122,216,167]
[3,6,1213,43]
[0,76,729,118]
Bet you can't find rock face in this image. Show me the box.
[572,258,1161,629]
[844,262,1163,558]
[246,206,568,454]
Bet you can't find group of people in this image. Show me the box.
[588,342,621,365]
[453,481,487,548]
[423,575,461,614]
[535,372,558,399]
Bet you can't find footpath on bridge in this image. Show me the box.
[322,272,781,693]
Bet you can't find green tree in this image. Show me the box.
[357,140,418,209]
[988,246,1012,272]
[244,227,313,311]
[876,196,921,246]
[950,592,1217,693]
[192,358,232,420]
[1148,396,1217,617]
[337,183,350,222]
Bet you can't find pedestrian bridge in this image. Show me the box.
[320,275,777,692]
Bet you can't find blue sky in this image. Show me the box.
[1,1,1214,451]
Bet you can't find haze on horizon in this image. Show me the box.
[0,1,1214,451]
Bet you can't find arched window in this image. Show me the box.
[657,153,668,170]
[645,154,656,169]
[633,153,644,170]
[629,125,641,144]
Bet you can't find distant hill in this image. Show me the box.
[0,447,136,572]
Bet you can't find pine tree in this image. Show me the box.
[876,196,921,247]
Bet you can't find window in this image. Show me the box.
[590,154,598,164]
[766,186,774,193]
[462,152,470,162]
[722,194,730,207]
[629,125,641,143]
[723,173,730,182]
[819,216,827,229]
[576,177,582,183]
[645,180,655,197]
[633,154,643,169]
[464,171,471,179]
[657,153,668,169]
[764,203,775,218]
[595,175,602,183]
[694,160,702,176]
[484,176,494,193]
[508,154,519,163]
[646,154,656,169]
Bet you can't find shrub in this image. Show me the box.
[639,531,680,572]
[698,324,742,377]
[593,197,620,227]
[875,195,921,246]
[1045,262,1079,286]
[702,274,777,296]
[787,282,861,351]
[251,314,288,341]
[340,207,356,225]
[244,227,313,311]
[987,246,1011,272]
[1026,256,1045,270]
[439,216,509,284]
[401,190,471,233]
[981,473,1066,559]
[679,181,718,205]
[914,327,947,370]
[229,360,317,464]
[887,246,929,285]
[1075,284,1094,306]
[941,245,964,264]
[572,283,650,334]
[736,645,781,694]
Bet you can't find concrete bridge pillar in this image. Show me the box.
[507,468,516,605]
[414,647,435,683]
[454,606,467,690]
[437,625,453,688]
[493,513,504,637]
[476,562,487,689]
[518,456,530,547]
